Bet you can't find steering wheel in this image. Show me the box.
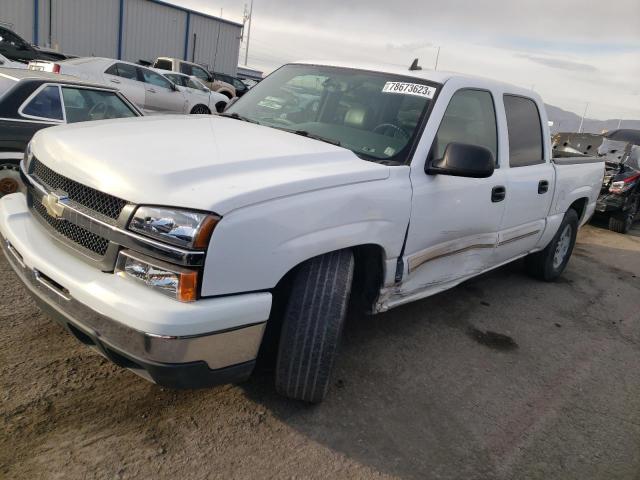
[373,123,409,139]
[88,102,108,120]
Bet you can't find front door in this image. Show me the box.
[400,89,506,299]
[103,62,146,110]
[139,67,186,114]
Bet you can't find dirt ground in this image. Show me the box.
[1,222,639,480]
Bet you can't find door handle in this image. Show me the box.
[110,79,121,84]
[538,180,549,194]
[491,186,506,203]
[147,88,156,93]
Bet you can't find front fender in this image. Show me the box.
[200,170,411,297]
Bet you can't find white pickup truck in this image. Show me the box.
[0,61,603,402]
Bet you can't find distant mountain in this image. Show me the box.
[544,104,640,134]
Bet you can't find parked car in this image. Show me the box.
[159,71,228,113]
[0,61,604,403]
[27,57,199,115]
[595,129,640,233]
[213,72,249,97]
[0,25,64,66]
[152,57,236,99]
[0,67,142,196]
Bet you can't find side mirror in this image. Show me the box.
[170,82,179,92]
[427,142,495,178]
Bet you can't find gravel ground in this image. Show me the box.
[1,222,639,480]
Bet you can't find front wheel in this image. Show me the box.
[275,250,354,403]
[525,209,579,281]
[0,161,22,198]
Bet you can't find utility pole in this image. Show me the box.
[578,102,589,133]
[244,0,254,66]
[434,46,440,71]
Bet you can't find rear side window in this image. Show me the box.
[105,62,138,81]
[504,95,544,167]
[61,87,137,123]
[154,59,173,71]
[22,85,63,120]
[432,89,498,163]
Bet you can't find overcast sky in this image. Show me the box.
[169,0,639,120]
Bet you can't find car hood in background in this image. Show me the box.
[30,115,390,214]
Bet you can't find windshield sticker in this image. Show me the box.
[382,82,436,99]
[384,147,396,157]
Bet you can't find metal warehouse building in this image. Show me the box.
[0,0,243,75]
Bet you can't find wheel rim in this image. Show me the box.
[553,224,572,269]
[192,105,209,114]
[0,164,20,196]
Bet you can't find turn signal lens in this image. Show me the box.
[115,250,198,302]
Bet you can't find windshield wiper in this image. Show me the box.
[220,112,260,124]
[291,130,341,147]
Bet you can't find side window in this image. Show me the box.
[191,65,210,82]
[105,63,138,81]
[432,89,498,163]
[504,95,544,167]
[22,85,63,121]
[61,87,137,123]
[139,68,172,90]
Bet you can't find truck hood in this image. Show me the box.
[30,115,390,214]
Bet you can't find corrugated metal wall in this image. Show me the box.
[123,0,186,63]
[188,14,241,74]
[0,0,34,43]
[0,0,242,75]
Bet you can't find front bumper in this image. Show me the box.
[0,193,272,388]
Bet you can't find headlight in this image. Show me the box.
[129,206,219,249]
[115,250,198,302]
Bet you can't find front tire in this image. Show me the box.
[275,250,354,403]
[525,209,579,281]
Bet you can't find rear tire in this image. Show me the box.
[190,104,211,115]
[0,161,22,198]
[608,199,637,234]
[525,209,579,281]
[275,250,354,403]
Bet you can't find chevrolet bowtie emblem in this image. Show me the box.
[41,191,68,219]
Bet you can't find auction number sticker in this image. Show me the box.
[382,82,435,99]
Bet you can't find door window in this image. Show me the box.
[432,89,498,163]
[190,65,210,83]
[22,85,63,121]
[504,95,544,167]
[139,68,173,90]
[61,87,137,122]
[105,62,139,81]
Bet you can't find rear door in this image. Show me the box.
[138,67,186,114]
[494,95,554,263]
[401,88,506,295]
[103,62,146,109]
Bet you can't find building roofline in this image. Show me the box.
[146,0,243,28]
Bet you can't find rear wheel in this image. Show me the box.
[275,250,354,403]
[190,104,211,115]
[0,161,22,198]
[608,199,638,234]
[525,209,579,281]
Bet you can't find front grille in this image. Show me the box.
[31,158,127,223]
[32,200,109,257]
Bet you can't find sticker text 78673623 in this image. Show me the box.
[382,82,436,99]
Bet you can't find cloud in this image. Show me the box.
[518,54,599,73]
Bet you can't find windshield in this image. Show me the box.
[227,64,439,163]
